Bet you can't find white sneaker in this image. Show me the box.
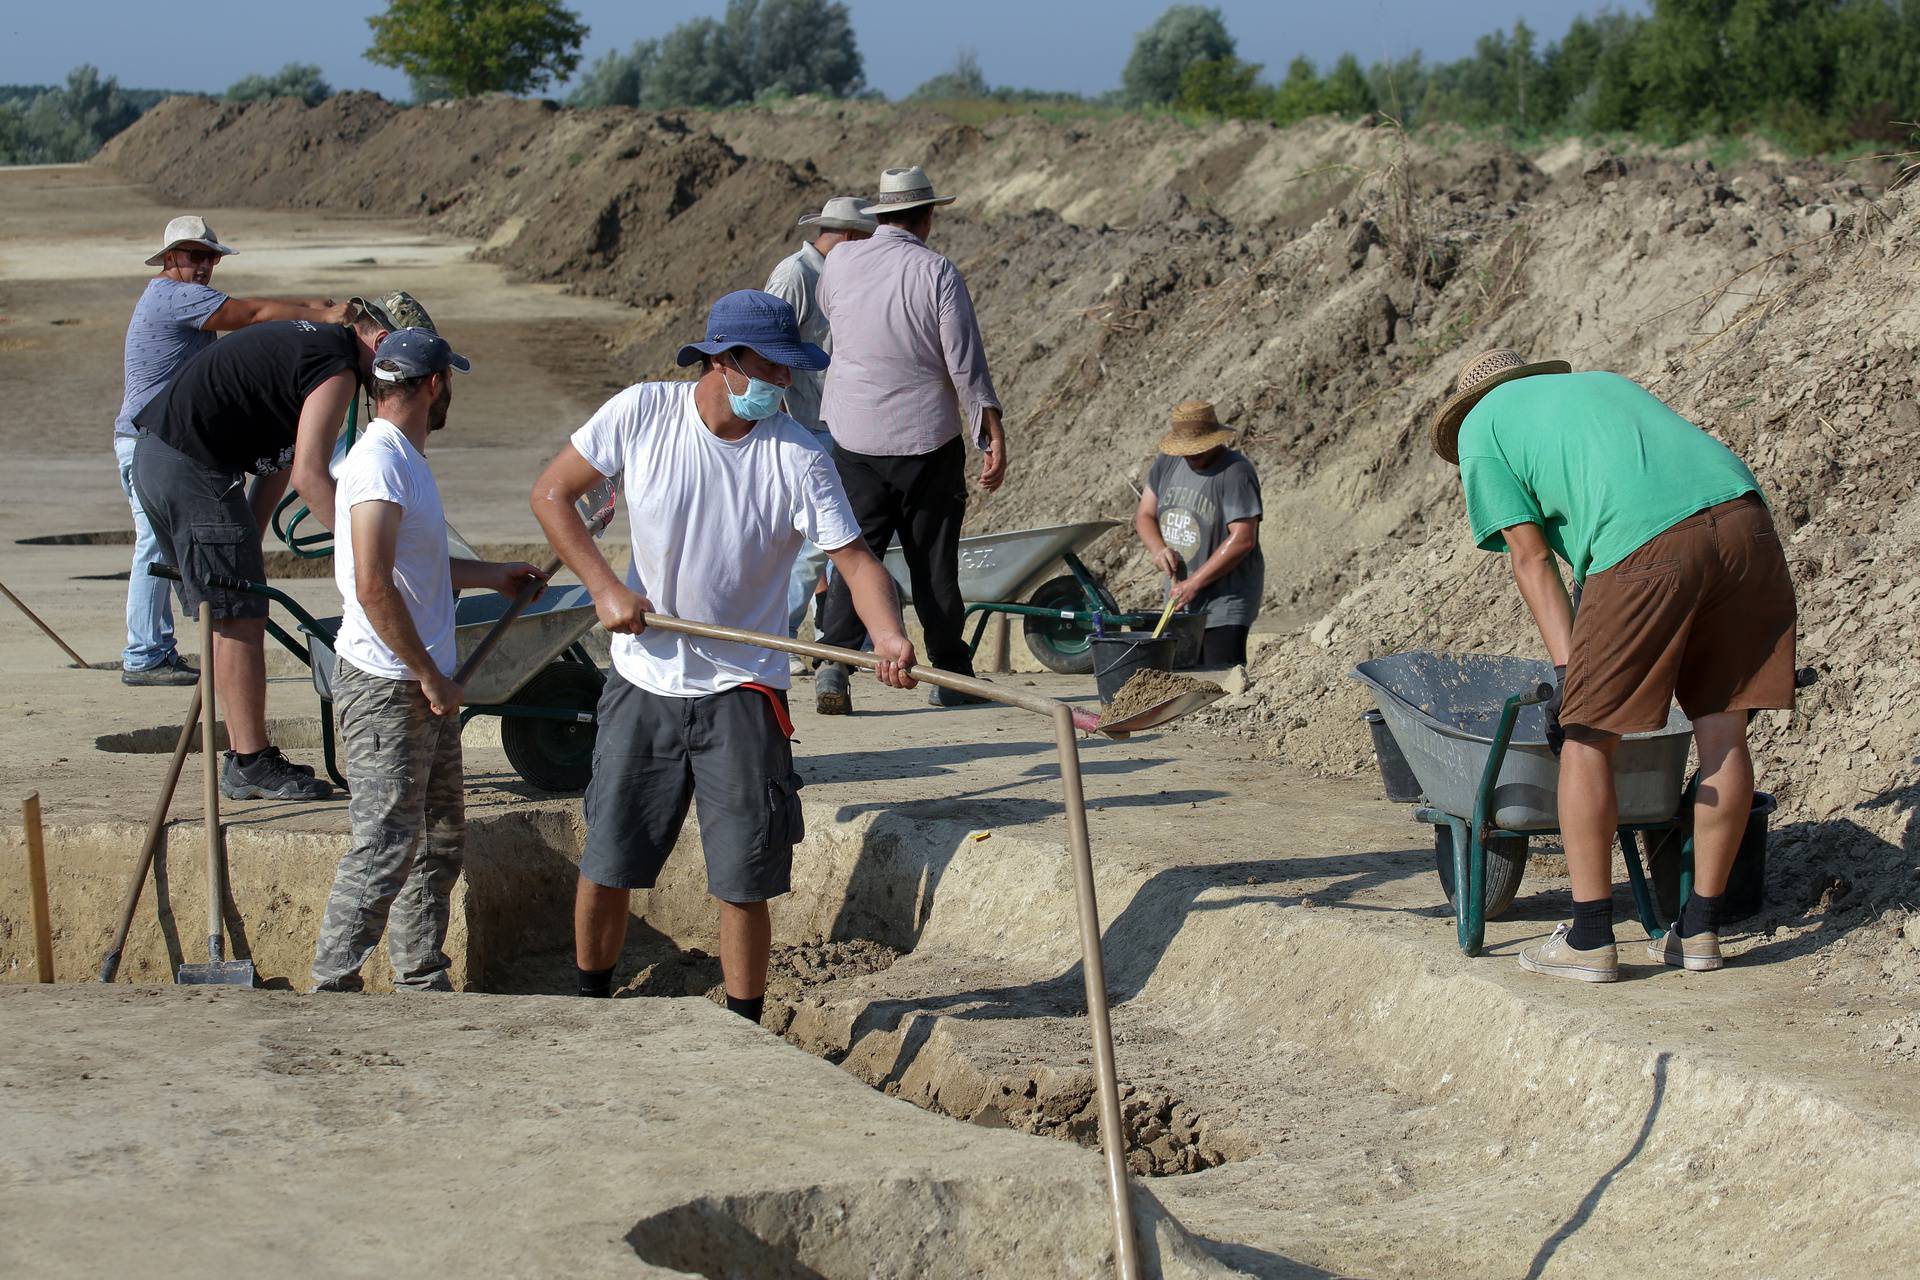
[789,654,810,678]
[1517,923,1619,983]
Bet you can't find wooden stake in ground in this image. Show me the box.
[22,791,54,982]
[0,579,89,669]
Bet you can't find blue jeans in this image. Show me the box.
[786,538,832,637]
[114,434,177,670]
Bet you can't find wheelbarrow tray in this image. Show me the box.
[883,520,1121,603]
[1351,650,1693,831]
[308,585,601,706]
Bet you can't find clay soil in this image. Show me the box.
[4,90,1920,1275]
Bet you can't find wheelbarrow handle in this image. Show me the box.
[147,563,258,595]
[452,568,555,686]
[1517,680,1555,706]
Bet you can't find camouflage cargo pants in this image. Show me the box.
[312,659,465,992]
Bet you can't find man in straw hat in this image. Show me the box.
[114,215,349,686]
[811,164,1008,714]
[1132,400,1265,666]
[764,196,876,651]
[132,294,413,801]
[529,289,916,1021]
[1433,349,1797,982]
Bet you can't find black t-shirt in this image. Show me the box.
[135,320,359,475]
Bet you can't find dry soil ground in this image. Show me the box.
[2,164,1919,1278]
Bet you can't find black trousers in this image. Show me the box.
[1201,624,1249,667]
[821,436,973,676]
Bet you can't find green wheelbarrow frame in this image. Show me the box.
[959,549,1157,664]
[1413,681,1691,957]
[148,566,600,795]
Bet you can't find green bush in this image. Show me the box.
[570,0,862,109]
[226,63,331,107]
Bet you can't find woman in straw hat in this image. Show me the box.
[1434,349,1797,983]
[1133,400,1264,666]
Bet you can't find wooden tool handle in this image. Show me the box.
[22,792,53,982]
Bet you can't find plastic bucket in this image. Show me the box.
[1363,710,1422,803]
[1092,634,1175,703]
[1164,613,1207,669]
[1721,790,1777,923]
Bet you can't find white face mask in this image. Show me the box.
[720,355,784,421]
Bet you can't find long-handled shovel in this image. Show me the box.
[98,683,201,982]
[637,612,1149,1280]
[175,608,253,986]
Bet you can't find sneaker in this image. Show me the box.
[221,747,333,801]
[927,682,991,708]
[1517,923,1619,983]
[789,653,811,678]
[121,653,198,687]
[1648,926,1723,971]
[815,662,852,715]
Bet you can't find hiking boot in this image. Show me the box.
[122,653,198,687]
[1517,923,1619,983]
[1648,926,1723,971]
[927,682,991,708]
[815,662,851,715]
[221,747,333,801]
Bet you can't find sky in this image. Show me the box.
[1,2,1648,100]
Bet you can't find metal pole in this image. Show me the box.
[639,613,1140,1275]
[22,791,54,982]
[1054,705,1142,1280]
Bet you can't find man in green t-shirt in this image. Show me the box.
[1433,349,1798,983]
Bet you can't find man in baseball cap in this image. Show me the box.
[113,215,348,686]
[529,289,917,1021]
[313,327,544,992]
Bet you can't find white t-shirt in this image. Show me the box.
[331,419,456,680]
[570,382,860,696]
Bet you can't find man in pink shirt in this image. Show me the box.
[812,165,1009,713]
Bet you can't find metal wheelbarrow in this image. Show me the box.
[151,566,606,794]
[880,519,1180,675]
[1351,650,1696,956]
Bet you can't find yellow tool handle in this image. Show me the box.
[1149,594,1179,640]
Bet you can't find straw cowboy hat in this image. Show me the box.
[1159,400,1238,456]
[1429,348,1572,464]
[860,165,958,216]
[798,196,878,234]
[144,214,236,266]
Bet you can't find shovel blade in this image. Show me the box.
[176,960,256,986]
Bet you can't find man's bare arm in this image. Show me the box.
[822,540,917,688]
[531,445,647,633]
[352,501,462,714]
[204,297,351,331]
[1172,518,1259,604]
[288,369,357,533]
[1504,521,1574,665]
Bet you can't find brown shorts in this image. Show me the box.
[1560,494,1797,738]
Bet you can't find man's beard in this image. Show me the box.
[428,386,451,432]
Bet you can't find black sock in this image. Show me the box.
[233,749,265,767]
[726,993,765,1024]
[576,966,615,998]
[1566,897,1614,950]
[1678,891,1721,939]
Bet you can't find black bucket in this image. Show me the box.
[1363,709,1422,803]
[1092,633,1175,703]
[1163,613,1207,669]
[1722,790,1777,923]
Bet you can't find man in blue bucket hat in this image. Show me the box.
[531,289,917,1024]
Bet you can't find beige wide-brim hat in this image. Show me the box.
[1159,400,1238,456]
[145,214,236,266]
[799,195,878,234]
[860,165,959,216]
[1429,348,1572,464]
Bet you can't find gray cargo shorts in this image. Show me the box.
[579,669,804,903]
[129,433,269,621]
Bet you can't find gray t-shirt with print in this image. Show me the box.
[114,276,227,437]
[1147,448,1265,626]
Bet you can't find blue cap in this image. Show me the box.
[372,327,471,381]
[674,290,828,371]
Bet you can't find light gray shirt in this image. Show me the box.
[762,240,830,433]
[817,224,1001,457]
[114,276,227,437]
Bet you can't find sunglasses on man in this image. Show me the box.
[170,247,221,266]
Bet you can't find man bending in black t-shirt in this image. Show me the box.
[132,306,392,800]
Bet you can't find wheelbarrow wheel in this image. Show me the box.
[501,660,604,794]
[1434,826,1528,921]
[1022,575,1100,674]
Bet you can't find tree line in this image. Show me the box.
[7,0,1915,167]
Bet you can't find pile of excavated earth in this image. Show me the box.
[0,91,1907,1274]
